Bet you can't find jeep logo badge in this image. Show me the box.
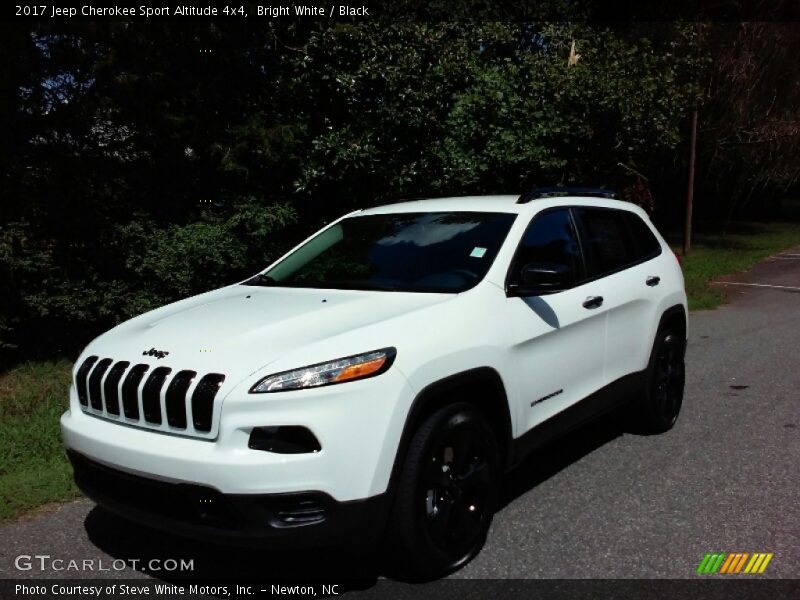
[142,347,169,359]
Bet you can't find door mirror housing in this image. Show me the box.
[509,261,572,296]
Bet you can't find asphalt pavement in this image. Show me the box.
[1,248,798,591]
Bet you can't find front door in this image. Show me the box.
[504,208,608,434]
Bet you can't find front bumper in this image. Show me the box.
[61,366,414,501]
[68,450,389,548]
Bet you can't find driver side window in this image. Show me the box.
[509,209,584,288]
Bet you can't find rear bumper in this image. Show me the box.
[68,450,389,548]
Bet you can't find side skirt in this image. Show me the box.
[509,370,645,468]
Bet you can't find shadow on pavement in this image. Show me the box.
[84,505,380,591]
[83,405,640,591]
[500,406,634,509]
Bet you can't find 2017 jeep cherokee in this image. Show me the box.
[62,190,687,579]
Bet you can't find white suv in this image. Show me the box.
[61,190,686,579]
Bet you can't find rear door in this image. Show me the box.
[573,207,664,382]
[504,208,609,434]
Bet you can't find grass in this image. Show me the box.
[0,217,798,522]
[676,221,800,310]
[0,361,80,522]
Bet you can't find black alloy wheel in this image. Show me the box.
[421,414,495,558]
[385,403,500,581]
[642,329,685,433]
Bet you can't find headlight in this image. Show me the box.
[249,348,396,393]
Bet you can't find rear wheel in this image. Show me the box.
[639,328,685,433]
[385,403,500,581]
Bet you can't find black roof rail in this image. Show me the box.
[517,187,618,204]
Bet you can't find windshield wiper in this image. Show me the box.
[242,273,277,286]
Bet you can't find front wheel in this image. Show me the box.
[384,403,501,581]
[638,329,685,433]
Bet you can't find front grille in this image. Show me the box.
[75,356,225,439]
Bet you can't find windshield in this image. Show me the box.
[252,212,517,293]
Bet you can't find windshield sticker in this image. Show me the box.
[470,247,487,258]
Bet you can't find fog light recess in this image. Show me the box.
[248,426,321,454]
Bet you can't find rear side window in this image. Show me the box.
[624,212,662,259]
[574,208,638,278]
[575,208,662,278]
[509,208,583,286]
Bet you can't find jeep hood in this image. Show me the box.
[84,285,451,381]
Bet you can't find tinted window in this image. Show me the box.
[510,209,583,286]
[575,208,638,277]
[260,212,516,293]
[624,212,662,259]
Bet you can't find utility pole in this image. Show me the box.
[683,108,698,255]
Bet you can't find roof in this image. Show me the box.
[360,195,523,215]
[358,195,647,218]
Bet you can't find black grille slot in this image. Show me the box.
[191,374,225,432]
[88,358,113,411]
[75,356,98,406]
[121,364,149,420]
[102,361,129,416]
[165,370,196,429]
[142,367,171,424]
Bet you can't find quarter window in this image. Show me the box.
[624,212,662,260]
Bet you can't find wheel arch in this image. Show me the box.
[657,304,688,351]
[387,367,513,496]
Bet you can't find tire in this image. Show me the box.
[638,328,685,433]
[384,403,501,581]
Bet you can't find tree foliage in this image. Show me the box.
[294,23,703,205]
[0,20,794,361]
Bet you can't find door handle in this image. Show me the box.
[582,296,604,309]
[646,276,661,287]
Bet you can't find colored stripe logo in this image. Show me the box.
[696,552,773,574]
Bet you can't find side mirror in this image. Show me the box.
[510,261,572,296]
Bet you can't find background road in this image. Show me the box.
[1,249,798,587]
